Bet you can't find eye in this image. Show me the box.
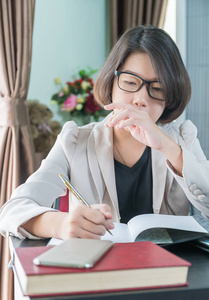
[123,80,137,86]
[150,82,163,93]
[151,87,162,91]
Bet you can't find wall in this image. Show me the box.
[186,0,209,158]
[27,0,106,125]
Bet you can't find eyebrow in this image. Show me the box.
[123,69,159,82]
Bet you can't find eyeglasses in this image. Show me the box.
[115,70,165,101]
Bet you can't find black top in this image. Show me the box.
[114,147,153,224]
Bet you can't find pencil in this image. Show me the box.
[59,174,113,236]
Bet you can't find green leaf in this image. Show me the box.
[79,69,86,78]
[86,66,98,77]
[51,93,60,101]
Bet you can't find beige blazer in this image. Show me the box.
[1,114,209,239]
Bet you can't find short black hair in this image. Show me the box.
[94,25,191,123]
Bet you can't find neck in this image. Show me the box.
[113,128,146,167]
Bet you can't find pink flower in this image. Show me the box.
[61,94,77,112]
[58,92,64,97]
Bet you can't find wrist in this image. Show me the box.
[51,211,69,239]
[159,138,183,176]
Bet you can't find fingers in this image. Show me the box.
[105,103,131,111]
[91,203,113,220]
[58,204,114,240]
[71,216,107,239]
[105,107,146,130]
[105,109,131,127]
[89,204,115,232]
[104,102,164,149]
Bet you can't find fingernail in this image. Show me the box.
[109,223,115,229]
[106,122,112,127]
[105,211,112,216]
[104,105,112,110]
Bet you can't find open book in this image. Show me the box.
[48,214,209,246]
[101,214,209,244]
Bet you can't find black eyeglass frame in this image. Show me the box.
[114,70,165,102]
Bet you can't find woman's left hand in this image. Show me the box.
[104,102,167,151]
[105,102,183,176]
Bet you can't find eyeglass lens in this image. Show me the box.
[118,73,164,101]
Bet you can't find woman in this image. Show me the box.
[0,25,209,240]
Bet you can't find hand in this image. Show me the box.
[56,203,114,240]
[105,102,167,150]
[105,102,183,175]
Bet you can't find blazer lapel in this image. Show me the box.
[151,148,168,213]
[87,120,176,217]
[87,129,104,202]
[87,117,120,216]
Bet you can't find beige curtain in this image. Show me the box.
[0,1,36,299]
[109,0,168,48]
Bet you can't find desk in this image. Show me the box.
[10,237,209,300]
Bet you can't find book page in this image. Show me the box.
[101,223,133,243]
[127,214,208,242]
[46,214,208,246]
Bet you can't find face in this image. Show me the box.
[111,52,165,123]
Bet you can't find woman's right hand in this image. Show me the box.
[55,203,114,240]
[22,203,114,240]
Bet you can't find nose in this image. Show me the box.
[132,84,149,108]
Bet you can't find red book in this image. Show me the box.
[14,241,191,297]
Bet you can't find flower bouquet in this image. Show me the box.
[50,67,108,125]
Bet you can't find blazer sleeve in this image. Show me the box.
[0,121,79,239]
[166,120,209,218]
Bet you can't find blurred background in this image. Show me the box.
[1,1,209,299]
[27,0,209,158]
